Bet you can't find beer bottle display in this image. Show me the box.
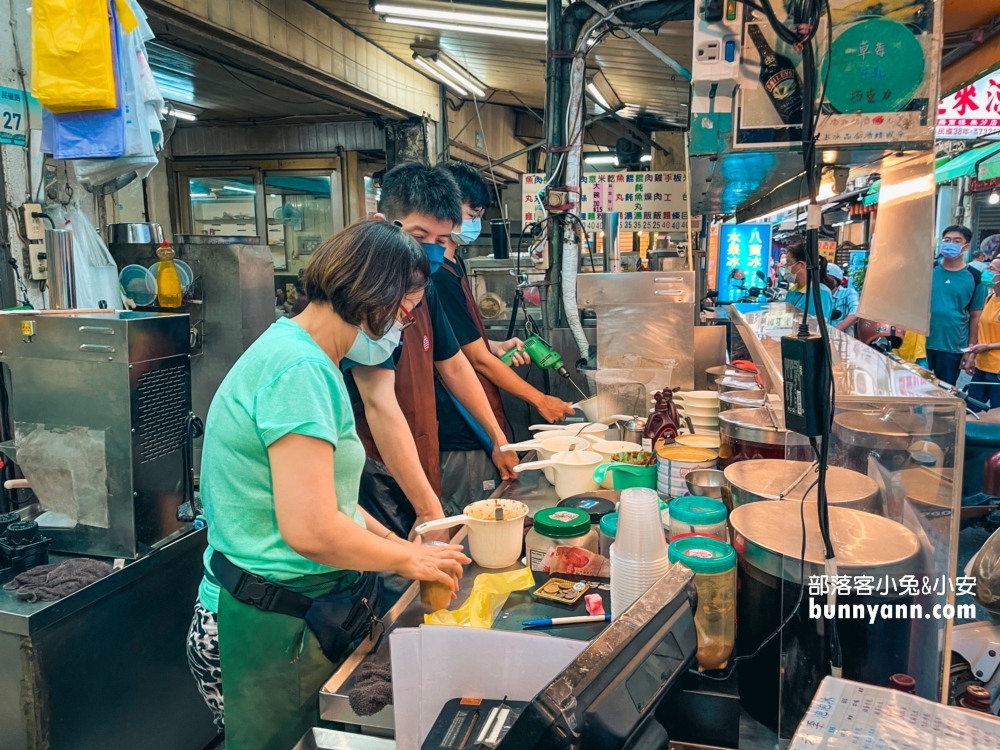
[747,24,803,125]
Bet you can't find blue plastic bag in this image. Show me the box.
[40,3,125,160]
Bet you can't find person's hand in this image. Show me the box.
[537,394,577,423]
[492,443,520,481]
[492,338,530,366]
[967,344,990,355]
[397,541,469,591]
[411,510,451,544]
[961,351,978,375]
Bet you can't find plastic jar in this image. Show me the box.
[659,500,670,539]
[599,512,618,557]
[668,536,736,671]
[668,496,728,541]
[526,507,599,571]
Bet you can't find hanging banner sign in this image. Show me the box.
[936,71,1000,140]
[521,171,688,232]
[717,223,773,302]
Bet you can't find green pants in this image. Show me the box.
[217,570,357,750]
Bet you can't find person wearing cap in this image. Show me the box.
[827,263,859,335]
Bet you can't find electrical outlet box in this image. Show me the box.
[691,0,742,106]
[21,204,44,241]
[696,40,721,63]
[27,243,47,281]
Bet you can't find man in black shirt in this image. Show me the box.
[433,163,575,513]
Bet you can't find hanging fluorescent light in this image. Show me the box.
[413,55,467,95]
[585,154,618,165]
[586,83,612,112]
[161,104,198,121]
[223,184,257,194]
[374,4,545,30]
[434,59,486,98]
[745,198,812,224]
[190,192,213,198]
[386,17,546,41]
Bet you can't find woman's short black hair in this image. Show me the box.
[438,162,492,211]
[303,220,430,336]
[785,235,807,264]
[379,162,463,226]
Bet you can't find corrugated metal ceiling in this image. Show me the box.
[308,0,692,126]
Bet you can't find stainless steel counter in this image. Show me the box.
[319,467,559,731]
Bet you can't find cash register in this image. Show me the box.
[496,564,698,750]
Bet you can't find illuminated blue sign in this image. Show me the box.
[717,223,773,303]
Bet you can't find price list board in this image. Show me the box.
[520,172,688,232]
[791,677,1000,749]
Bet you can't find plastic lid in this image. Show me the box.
[559,495,616,522]
[668,496,728,526]
[909,450,937,467]
[668,536,736,574]
[533,507,592,538]
[599,512,618,538]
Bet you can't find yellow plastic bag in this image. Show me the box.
[32,0,117,113]
[425,568,535,628]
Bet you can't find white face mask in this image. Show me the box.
[345,319,403,366]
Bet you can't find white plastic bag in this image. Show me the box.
[48,204,124,310]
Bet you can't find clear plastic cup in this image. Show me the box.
[615,488,667,562]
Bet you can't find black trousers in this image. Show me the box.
[926,349,963,386]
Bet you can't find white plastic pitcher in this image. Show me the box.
[513,450,603,499]
[413,499,528,569]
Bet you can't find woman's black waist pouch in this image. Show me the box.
[210,550,384,663]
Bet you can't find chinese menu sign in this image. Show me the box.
[791,677,1000,749]
[718,223,772,302]
[521,172,688,232]
[937,70,1000,140]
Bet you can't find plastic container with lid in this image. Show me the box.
[669,536,736,671]
[668,496,728,540]
[599,512,618,556]
[525,507,599,571]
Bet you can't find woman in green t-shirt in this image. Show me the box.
[189,220,469,750]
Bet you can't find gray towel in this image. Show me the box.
[348,660,393,716]
[3,558,114,602]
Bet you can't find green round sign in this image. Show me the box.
[822,18,925,114]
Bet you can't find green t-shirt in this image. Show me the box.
[198,317,366,613]
[928,264,986,353]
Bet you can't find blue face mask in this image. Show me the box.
[345,320,403,366]
[940,241,964,259]
[423,242,446,274]
[984,270,996,288]
[452,217,482,246]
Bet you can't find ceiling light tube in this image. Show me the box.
[584,154,618,165]
[223,184,257,194]
[434,59,486,97]
[161,105,197,121]
[586,82,612,112]
[189,192,213,198]
[412,55,467,95]
[385,17,547,41]
[640,154,652,163]
[374,4,546,30]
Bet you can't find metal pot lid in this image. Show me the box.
[719,407,809,446]
[716,376,760,390]
[833,410,952,449]
[724,459,879,505]
[731,501,920,581]
[719,389,767,407]
[893,467,955,509]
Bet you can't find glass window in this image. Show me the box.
[264,174,335,276]
[188,177,258,238]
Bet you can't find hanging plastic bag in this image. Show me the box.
[32,0,118,113]
[40,3,126,160]
[47,204,125,310]
[424,568,535,628]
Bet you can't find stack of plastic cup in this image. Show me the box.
[610,487,670,619]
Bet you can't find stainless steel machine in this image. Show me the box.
[107,225,275,468]
[577,272,698,395]
[0,311,192,559]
